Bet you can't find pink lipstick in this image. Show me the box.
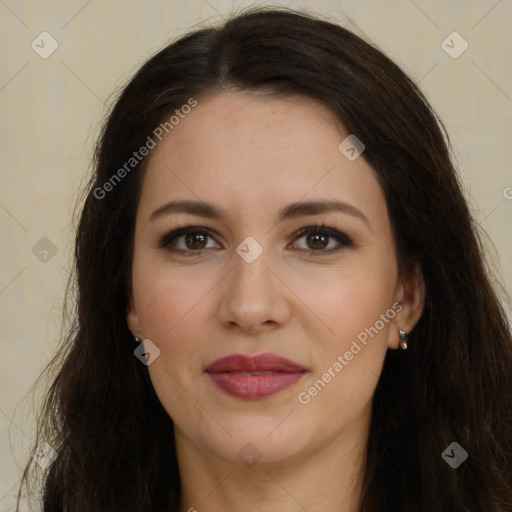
[205,353,306,400]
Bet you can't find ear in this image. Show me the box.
[126,294,142,339]
[387,261,426,349]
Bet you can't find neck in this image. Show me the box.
[175,407,370,512]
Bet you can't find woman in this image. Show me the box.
[18,7,512,512]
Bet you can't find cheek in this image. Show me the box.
[131,262,210,400]
[294,260,396,413]
[135,281,209,426]
[294,257,397,347]
[132,257,214,340]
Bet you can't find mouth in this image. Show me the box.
[205,353,307,400]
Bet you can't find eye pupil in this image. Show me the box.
[307,233,328,250]
[185,232,207,249]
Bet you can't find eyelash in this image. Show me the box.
[158,223,353,257]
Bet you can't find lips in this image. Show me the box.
[205,353,307,400]
[206,353,305,373]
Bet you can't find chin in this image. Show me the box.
[203,418,311,467]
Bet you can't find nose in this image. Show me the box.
[217,243,291,334]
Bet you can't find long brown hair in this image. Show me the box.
[18,7,512,511]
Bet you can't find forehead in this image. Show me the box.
[155,91,343,168]
[138,91,388,231]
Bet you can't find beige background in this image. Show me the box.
[1,0,511,508]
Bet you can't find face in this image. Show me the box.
[127,91,424,468]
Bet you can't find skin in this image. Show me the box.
[127,91,425,512]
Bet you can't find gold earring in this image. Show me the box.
[398,329,408,350]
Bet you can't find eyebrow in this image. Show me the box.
[149,199,372,230]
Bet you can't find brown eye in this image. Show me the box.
[292,225,353,255]
[159,227,221,255]
[184,232,208,250]
[306,232,329,250]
